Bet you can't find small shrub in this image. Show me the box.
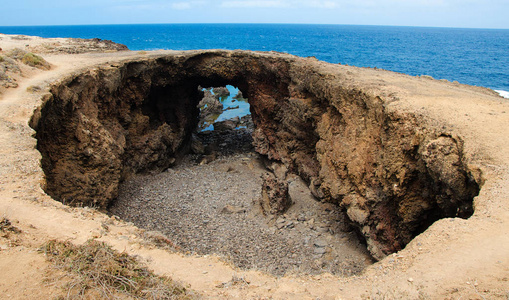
[26,85,41,93]
[42,239,196,299]
[0,56,21,74]
[0,56,4,63]
[6,48,27,60]
[21,52,50,70]
[11,35,30,40]
[0,218,22,237]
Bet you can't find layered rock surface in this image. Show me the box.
[30,50,480,259]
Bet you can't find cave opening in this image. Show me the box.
[197,85,251,132]
[191,84,255,162]
[31,51,480,277]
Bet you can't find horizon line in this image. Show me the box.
[0,22,508,31]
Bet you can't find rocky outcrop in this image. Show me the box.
[212,86,230,98]
[197,89,224,129]
[214,117,240,131]
[30,50,480,259]
[260,172,291,215]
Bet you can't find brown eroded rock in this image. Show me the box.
[212,86,230,98]
[214,117,239,131]
[260,172,292,215]
[30,50,480,258]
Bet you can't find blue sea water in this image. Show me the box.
[201,85,250,131]
[1,23,508,95]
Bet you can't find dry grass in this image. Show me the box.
[6,48,27,60]
[6,48,51,70]
[42,239,197,300]
[26,85,42,93]
[0,217,22,235]
[22,52,51,69]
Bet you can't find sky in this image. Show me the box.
[1,0,508,29]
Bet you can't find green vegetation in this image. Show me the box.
[0,56,4,63]
[21,52,50,69]
[5,48,50,70]
[42,239,196,299]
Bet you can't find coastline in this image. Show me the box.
[1,33,509,299]
[2,24,508,93]
[496,89,509,99]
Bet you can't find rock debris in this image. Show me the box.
[110,128,372,276]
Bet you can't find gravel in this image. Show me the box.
[110,128,373,277]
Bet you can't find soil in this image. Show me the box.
[0,33,508,299]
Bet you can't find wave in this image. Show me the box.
[495,90,509,99]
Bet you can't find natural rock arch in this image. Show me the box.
[30,50,480,259]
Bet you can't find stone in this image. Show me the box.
[198,90,224,129]
[199,153,217,165]
[322,202,335,212]
[214,118,239,131]
[271,162,288,180]
[212,86,230,98]
[221,205,246,214]
[314,247,326,255]
[346,204,369,225]
[190,134,205,155]
[233,90,244,99]
[314,239,327,248]
[260,172,292,215]
[285,221,295,229]
[316,226,329,233]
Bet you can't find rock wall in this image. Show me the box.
[30,50,480,259]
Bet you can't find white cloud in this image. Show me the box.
[172,2,192,10]
[221,0,289,8]
[172,1,209,10]
[387,0,446,6]
[221,0,341,9]
[112,0,208,11]
[306,1,338,8]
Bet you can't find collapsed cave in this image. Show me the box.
[30,50,480,261]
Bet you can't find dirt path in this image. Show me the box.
[1,34,508,299]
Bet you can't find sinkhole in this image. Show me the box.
[30,50,480,276]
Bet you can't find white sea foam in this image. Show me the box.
[495,90,509,99]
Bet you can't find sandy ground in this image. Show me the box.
[1,33,509,299]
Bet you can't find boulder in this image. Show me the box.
[212,86,230,98]
[214,117,240,131]
[260,172,292,215]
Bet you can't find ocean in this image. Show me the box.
[0,23,508,96]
